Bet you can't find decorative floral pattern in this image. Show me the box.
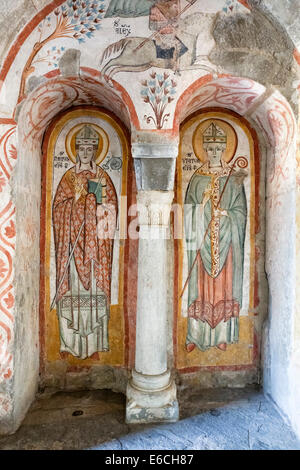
[4,222,15,240]
[42,0,106,45]
[32,45,66,69]
[141,71,177,129]
[252,91,296,207]
[0,173,5,193]
[18,0,107,103]
[0,125,16,383]
[181,77,265,121]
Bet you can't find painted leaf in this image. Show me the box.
[4,293,14,309]
[9,145,17,160]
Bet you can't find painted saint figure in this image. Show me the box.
[184,122,247,352]
[52,125,117,359]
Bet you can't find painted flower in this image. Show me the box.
[4,221,15,239]
[4,293,14,309]
[141,70,177,129]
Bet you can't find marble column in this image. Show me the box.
[126,139,179,424]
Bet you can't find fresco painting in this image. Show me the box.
[176,112,257,369]
[0,0,290,417]
[52,124,118,358]
[0,0,251,130]
[100,1,217,82]
[105,0,157,18]
[184,120,247,352]
[42,108,129,367]
[141,70,177,129]
[17,0,107,104]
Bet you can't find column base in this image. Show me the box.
[126,377,179,424]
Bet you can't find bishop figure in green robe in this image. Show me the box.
[184,122,247,353]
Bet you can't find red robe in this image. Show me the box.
[53,165,117,304]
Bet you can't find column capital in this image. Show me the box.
[131,142,178,160]
[137,190,174,227]
[131,139,179,191]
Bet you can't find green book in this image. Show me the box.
[88,179,102,204]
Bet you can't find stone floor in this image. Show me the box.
[0,385,299,450]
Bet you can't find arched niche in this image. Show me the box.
[172,76,297,412]
[39,106,137,390]
[8,77,138,431]
[173,108,265,384]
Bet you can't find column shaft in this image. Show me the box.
[135,226,167,376]
[126,190,179,423]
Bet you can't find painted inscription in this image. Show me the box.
[113,18,131,37]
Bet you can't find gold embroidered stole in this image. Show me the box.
[66,166,106,202]
[196,164,230,278]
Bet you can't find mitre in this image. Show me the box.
[75,125,99,146]
[203,123,227,144]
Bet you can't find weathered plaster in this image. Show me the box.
[58,48,81,77]
[210,7,297,111]
[248,0,300,51]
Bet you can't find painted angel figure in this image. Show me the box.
[52,125,118,359]
[184,122,247,352]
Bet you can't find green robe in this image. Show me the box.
[184,165,247,350]
[105,0,156,17]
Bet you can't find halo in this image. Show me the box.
[192,119,238,163]
[65,123,109,164]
